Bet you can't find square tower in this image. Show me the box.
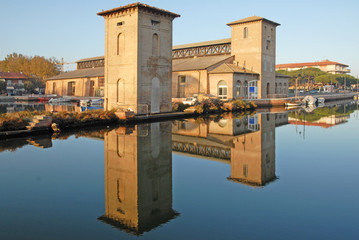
[98,3,180,113]
[100,122,177,234]
[228,16,280,99]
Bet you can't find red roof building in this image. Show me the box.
[276,60,350,74]
[0,72,29,95]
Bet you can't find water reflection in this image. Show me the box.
[288,103,357,129]
[99,122,178,235]
[1,103,359,237]
[172,112,288,187]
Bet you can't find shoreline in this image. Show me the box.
[1,94,357,140]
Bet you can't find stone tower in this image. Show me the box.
[228,16,280,99]
[98,3,180,113]
[99,122,177,234]
[229,113,276,186]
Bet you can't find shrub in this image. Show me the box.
[172,102,190,112]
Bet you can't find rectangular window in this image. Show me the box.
[177,76,186,98]
[151,20,160,26]
[218,86,227,99]
[266,40,270,50]
[98,77,105,87]
[270,61,273,72]
[117,21,124,26]
[264,61,267,72]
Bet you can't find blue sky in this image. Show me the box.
[1,0,358,76]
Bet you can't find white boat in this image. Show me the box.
[317,97,325,103]
[80,98,104,107]
[285,102,302,107]
[302,95,317,106]
[48,98,72,103]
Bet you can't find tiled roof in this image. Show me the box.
[276,61,349,68]
[173,38,231,50]
[209,63,259,74]
[46,67,104,81]
[173,55,233,72]
[0,72,28,80]
[227,16,280,26]
[97,3,180,18]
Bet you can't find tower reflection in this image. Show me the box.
[99,122,178,235]
[172,112,288,187]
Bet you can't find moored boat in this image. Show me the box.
[48,98,72,103]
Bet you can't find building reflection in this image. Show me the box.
[99,122,178,235]
[172,112,289,187]
[288,104,353,129]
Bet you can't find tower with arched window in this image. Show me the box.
[227,16,280,98]
[98,3,180,113]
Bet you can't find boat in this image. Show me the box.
[285,101,302,107]
[302,95,317,106]
[48,98,72,103]
[80,98,104,107]
[38,97,51,102]
[317,97,325,104]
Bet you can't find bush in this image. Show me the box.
[172,102,190,112]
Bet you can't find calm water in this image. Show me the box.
[0,103,358,239]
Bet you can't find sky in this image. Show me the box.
[1,0,358,76]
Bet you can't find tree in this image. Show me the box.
[0,81,6,94]
[1,53,60,82]
[277,68,358,87]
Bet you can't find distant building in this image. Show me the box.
[276,60,350,74]
[0,72,29,95]
[45,56,104,97]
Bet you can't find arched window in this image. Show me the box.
[283,83,287,95]
[236,80,241,97]
[152,33,159,56]
[218,80,227,100]
[266,82,270,97]
[275,83,278,94]
[52,82,56,94]
[117,33,124,55]
[279,83,282,95]
[244,81,248,98]
[244,27,248,38]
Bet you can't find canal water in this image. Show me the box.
[0,103,358,239]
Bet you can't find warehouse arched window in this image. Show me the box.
[244,27,248,38]
[218,80,228,100]
[152,33,159,56]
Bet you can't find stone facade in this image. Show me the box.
[45,76,104,97]
[98,3,179,113]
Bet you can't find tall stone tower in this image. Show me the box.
[99,122,177,234]
[98,3,180,113]
[228,16,280,99]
